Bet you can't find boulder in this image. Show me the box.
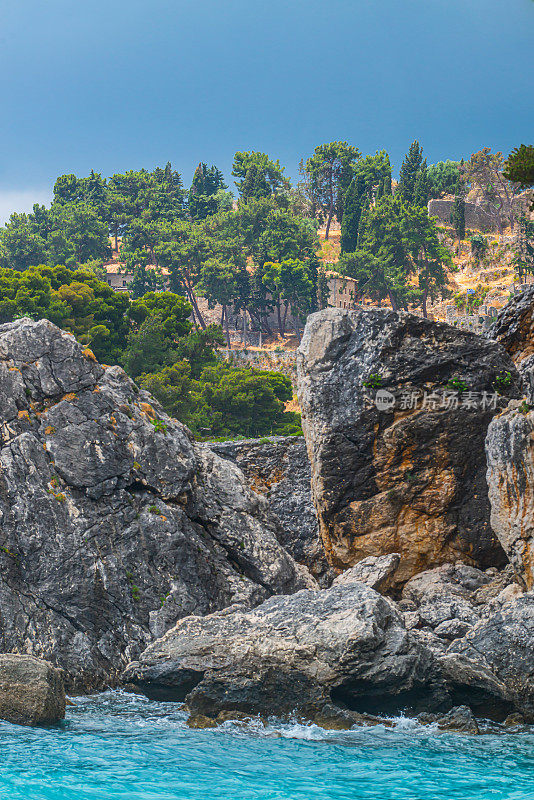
[486,403,534,589]
[124,581,440,723]
[439,594,534,721]
[210,436,330,583]
[0,319,313,690]
[333,553,400,593]
[401,564,492,641]
[0,654,65,726]
[297,308,517,583]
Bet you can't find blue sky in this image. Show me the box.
[0,0,532,221]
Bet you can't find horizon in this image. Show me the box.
[0,0,532,223]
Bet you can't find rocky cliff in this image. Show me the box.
[487,285,534,401]
[0,319,312,690]
[211,437,329,582]
[297,308,519,584]
[486,402,534,590]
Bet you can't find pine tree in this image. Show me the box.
[398,141,424,205]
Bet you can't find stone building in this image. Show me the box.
[103,262,170,292]
[326,271,359,309]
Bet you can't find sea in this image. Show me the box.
[1,691,533,800]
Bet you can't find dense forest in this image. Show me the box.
[1,142,532,438]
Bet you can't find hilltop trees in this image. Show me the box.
[450,172,466,240]
[426,160,463,199]
[0,264,129,362]
[189,163,231,221]
[402,204,452,316]
[398,141,429,207]
[232,152,289,201]
[462,148,522,233]
[340,151,393,254]
[338,194,451,314]
[301,141,361,238]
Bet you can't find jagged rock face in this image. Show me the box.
[124,581,440,721]
[487,286,534,365]
[297,308,519,584]
[442,594,534,721]
[0,319,312,690]
[487,287,534,401]
[211,437,329,583]
[486,403,534,589]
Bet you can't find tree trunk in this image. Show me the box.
[184,278,207,329]
[282,301,289,337]
[325,205,334,240]
[422,280,429,319]
[388,290,398,312]
[276,301,284,338]
[223,304,231,349]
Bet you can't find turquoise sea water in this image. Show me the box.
[1,691,533,800]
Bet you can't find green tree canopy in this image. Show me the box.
[232,152,289,201]
[188,163,230,220]
[301,141,361,238]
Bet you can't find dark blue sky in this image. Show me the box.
[0,0,532,220]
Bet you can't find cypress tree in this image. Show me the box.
[413,159,430,207]
[399,141,424,205]
[340,176,363,254]
[450,175,466,239]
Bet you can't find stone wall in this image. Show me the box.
[428,199,498,232]
[219,349,298,389]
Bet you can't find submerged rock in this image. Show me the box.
[297,308,518,583]
[0,319,312,690]
[126,562,534,725]
[0,654,65,726]
[124,581,441,722]
[418,705,480,734]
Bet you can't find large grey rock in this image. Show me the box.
[0,654,65,726]
[210,437,329,582]
[297,308,518,584]
[124,581,441,722]
[486,403,534,589]
[440,594,534,721]
[0,319,313,690]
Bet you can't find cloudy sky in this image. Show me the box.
[0,0,532,222]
